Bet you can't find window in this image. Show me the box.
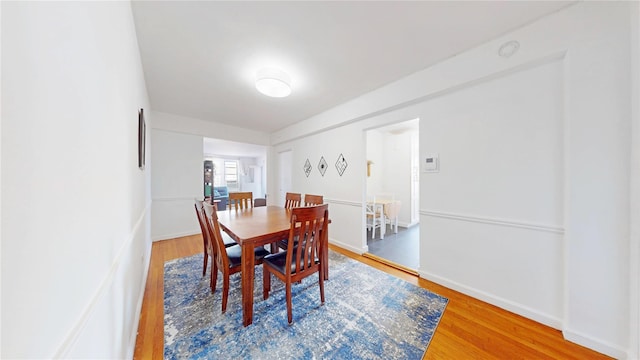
[224,160,239,190]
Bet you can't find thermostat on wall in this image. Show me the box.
[423,153,439,173]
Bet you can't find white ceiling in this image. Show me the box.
[203,137,267,158]
[131,1,573,134]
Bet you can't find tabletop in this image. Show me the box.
[216,206,292,245]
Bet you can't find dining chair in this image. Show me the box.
[366,196,385,239]
[303,194,323,206]
[228,191,253,210]
[195,200,237,277]
[284,192,301,208]
[383,200,402,234]
[274,192,303,252]
[194,199,215,277]
[202,202,270,312]
[263,204,329,324]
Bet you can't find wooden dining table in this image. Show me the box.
[216,205,313,326]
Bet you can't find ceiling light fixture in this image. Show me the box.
[255,67,291,98]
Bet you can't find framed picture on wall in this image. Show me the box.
[138,108,146,170]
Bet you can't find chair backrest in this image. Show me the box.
[285,204,329,276]
[202,202,229,270]
[284,192,301,209]
[195,199,214,256]
[228,192,253,210]
[303,194,323,206]
[383,200,402,218]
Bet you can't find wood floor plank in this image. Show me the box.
[133,236,611,360]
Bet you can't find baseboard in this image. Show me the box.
[126,236,153,360]
[152,230,199,242]
[563,328,628,359]
[329,237,367,255]
[419,269,563,330]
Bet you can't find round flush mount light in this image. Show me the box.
[498,40,520,58]
[255,67,291,98]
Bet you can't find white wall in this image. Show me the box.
[151,111,271,240]
[366,129,414,227]
[629,3,640,358]
[366,130,384,195]
[382,131,412,227]
[151,129,202,241]
[1,2,151,358]
[269,2,635,358]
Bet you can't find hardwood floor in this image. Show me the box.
[133,235,610,359]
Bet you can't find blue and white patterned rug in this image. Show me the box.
[164,250,448,359]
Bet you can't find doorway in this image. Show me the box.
[363,119,420,272]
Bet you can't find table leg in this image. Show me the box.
[241,244,255,326]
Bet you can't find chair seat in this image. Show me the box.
[277,235,300,250]
[221,232,236,247]
[263,250,319,275]
[225,244,270,268]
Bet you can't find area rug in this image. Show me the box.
[164,250,448,359]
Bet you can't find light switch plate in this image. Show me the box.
[423,153,439,173]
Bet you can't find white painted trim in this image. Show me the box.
[53,205,149,358]
[563,328,628,359]
[325,198,362,207]
[420,209,564,234]
[419,269,563,330]
[153,196,200,202]
[329,237,367,255]
[153,230,199,242]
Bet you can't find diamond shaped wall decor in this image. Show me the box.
[304,159,312,177]
[318,156,328,176]
[335,153,348,176]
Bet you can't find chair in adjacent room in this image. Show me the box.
[202,202,270,312]
[228,191,253,210]
[263,204,329,324]
[284,192,301,209]
[303,194,323,206]
[383,200,402,234]
[366,196,385,239]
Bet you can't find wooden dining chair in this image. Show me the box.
[263,204,329,324]
[195,200,237,277]
[194,199,215,277]
[202,202,270,312]
[284,192,301,209]
[303,194,323,206]
[228,191,253,210]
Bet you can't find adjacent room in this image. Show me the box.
[365,119,420,271]
[2,1,638,359]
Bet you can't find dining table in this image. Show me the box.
[216,205,329,327]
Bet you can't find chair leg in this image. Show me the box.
[202,251,208,277]
[222,275,230,313]
[210,260,218,293]
[263,267,271,300]
[286,282,293,324]
[318,266,325,304]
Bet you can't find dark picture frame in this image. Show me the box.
[138,108,146,170]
